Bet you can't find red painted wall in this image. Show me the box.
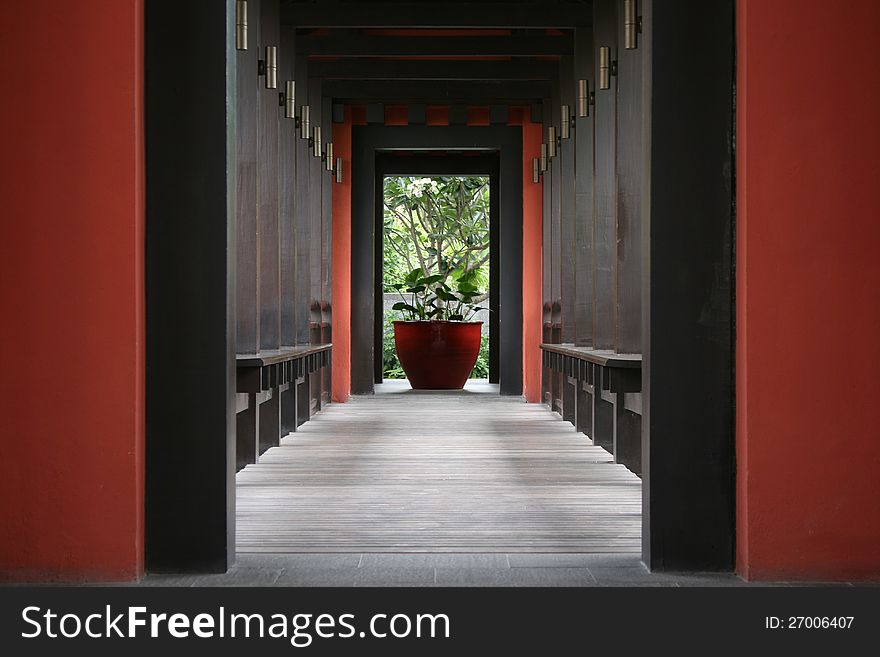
[332,107,353,403]
[737,0,880,580]
[0,1,144,581]
[509,107,544,403]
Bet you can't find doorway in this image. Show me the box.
[375,156,500,386]
[351,127,523,397]
[144,0,735,575]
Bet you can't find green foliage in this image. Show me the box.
[388,266,487,322]
[470,333,491,379]
[382,314,407,379]
[383,176,490,299]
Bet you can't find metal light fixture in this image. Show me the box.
[235,1,248,51]
[312,126,322,157]
[284,80,296,119]
[264,46,277,89]
[532,157,540,184]
[540,144,548,172]
[599,46,613,90]
[577,79,592,118]
[300,105,310,139]
[325,142,334,171]
[624,0,641,50]
[561,105,571,139]
[335,157,343,184]
[548,126,557,157]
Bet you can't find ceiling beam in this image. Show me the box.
[297,34,573,57]
[321,79,552,104]
[308,59,560,81]
[281,2,592,28]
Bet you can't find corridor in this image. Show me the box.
[236,381,641,554]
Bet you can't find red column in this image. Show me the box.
[332,107,353,403]
[510,107,544,403]
[0,0,145,581]
[737,0,880,580]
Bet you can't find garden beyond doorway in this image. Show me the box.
[381,175,492,381]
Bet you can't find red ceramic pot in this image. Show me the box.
[393,320,483,389]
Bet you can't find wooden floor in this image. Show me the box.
[236,380,642,553]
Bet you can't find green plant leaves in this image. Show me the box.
[384,176,490,322]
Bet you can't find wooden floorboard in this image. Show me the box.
[236,380,642,553]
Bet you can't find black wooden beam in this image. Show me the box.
[145,0,235,573]
[323,80,552,103]
[309,59,560,81]
[298,34,573,57]
[644,0,735,572]
[281,2,592,28]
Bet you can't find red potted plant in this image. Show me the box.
[390,267,486,389]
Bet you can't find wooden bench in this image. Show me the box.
[540,344,642,475]
[235,344,332,472]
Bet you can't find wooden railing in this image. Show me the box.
[235,344,332,472]
[540,344,642,475]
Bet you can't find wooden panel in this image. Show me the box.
[574,25,595,347]
[324,80,551,104]
[321,94,333,404]
[258,0,281,350]
[235,0,260,353]
[279,27,297,346]
[615,0,643,354]
[592,0,618,349]
[295,34,574,57]
[311,59,560,81]
[237,383,641,553]
[309,76,323,336]
[541,101,552,320]
[321,94,333,313]
[294,54,312,344]
[281,2,592,28]
[559,56,576,344]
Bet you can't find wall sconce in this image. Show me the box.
[532,157,540,184]
[560,105,571,139]
[263,46,277,89]
[235,1,248,50]
[335,157,343,184]
[312,126,322,158]
[325,142,334,171]
[599,46,616,90]
[283,80,296,119]
[548,126,557,158]
[624,0,642,50]
[300,105,310,139]
[540,144,548,172]
[577,79,594,118]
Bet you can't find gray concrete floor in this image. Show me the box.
[136,553,868,587]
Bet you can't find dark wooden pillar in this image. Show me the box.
[280,26,298,348]
[644,0,735,571]
[294,52,312,345]
[235,0,260,354]
[573,24,595,348]
[145,0,236,573]
[592,0,618,350]
[615,0,644,354]
[559,56,576,347]
[258,0,281,352]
